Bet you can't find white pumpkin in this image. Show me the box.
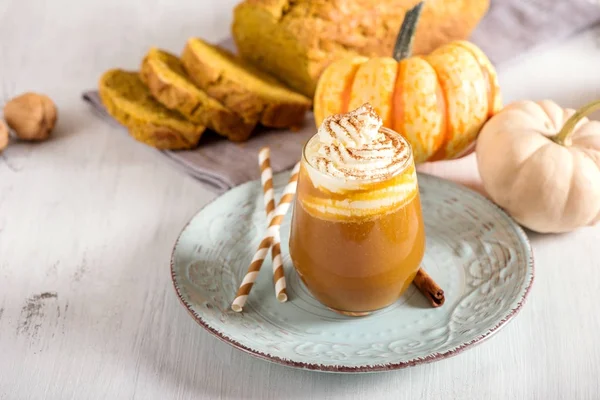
[476,99,600,233]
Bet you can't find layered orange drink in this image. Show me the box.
[289,103,425,316]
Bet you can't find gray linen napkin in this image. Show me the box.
[83,90,313,191]
[83,0,600,193]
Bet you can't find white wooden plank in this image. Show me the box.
[0,1,599,399]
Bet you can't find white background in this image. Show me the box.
[0,1,599,399]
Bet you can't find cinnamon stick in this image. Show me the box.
[413,268,445,307]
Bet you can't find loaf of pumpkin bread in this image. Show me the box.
[140,48,255,142]
[232,0,490,97]
[182,37,312,129]
[99,69,206,150]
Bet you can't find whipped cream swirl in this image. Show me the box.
[308,104,410,181]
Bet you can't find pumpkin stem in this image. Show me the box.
[393,1,425,61]
[553,99,600,146]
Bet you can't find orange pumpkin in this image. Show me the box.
[314,2,502,163]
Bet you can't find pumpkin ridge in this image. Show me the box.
[454,42,494,118]
[341,64,361,114]
[515,142,548,178]
[391,61,405,134]
[347,58,398,127]
[577,147,600,163]
[427,64,450,161]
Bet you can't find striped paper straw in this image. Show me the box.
[258,148,288,303]
[231,162,300,312]
[271,229,287,302]
[259,147,277,221]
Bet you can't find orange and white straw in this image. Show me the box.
[259,148,277,222]
[231,160,300,312]
[258,148,288,303]
[270,229,287,302]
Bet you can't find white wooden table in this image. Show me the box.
[0,1,599,399]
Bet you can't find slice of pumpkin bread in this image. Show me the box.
[181,38,312,129]
[98,69,205,150]
[140,48,255,142]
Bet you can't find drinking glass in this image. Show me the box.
[289,128,426,316]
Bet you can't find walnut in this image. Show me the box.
[3,93,57,141]
[0,120,8,151]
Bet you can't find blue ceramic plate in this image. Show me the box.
[171,172,534,373]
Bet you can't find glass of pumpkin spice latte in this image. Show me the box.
[289,103,426,316]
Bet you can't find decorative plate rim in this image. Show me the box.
[170,172,535,373]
